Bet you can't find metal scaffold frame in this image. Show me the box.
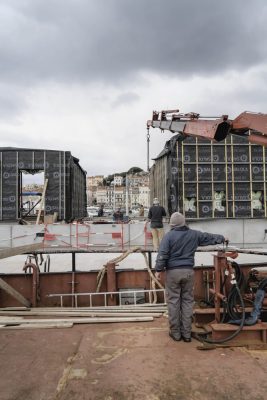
[47,288,167,308]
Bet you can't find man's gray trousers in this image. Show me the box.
[165,268,194,339]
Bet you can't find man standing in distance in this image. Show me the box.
[155,212,226,342]
[147,198,166,251]
[98,204,104,217]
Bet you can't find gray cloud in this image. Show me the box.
[112,92,140,108]
[1,0,267,86]
[0,84,27,118]
[1,0,267,177]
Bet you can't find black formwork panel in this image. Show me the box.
[199,201,213,218]
[252,164,264,181]
[232,135,249,144]
[183,145,196,163]
[213,183,227,218]
[252,182,265,217]
[197,164,212,182]
[233,202,252,218]
[229,182,251,218]
[213,145,226,163]
[183,164,196,182]
[69,155,87,220]
[231,182,250,201]
[251,146,264,163]
[1,151,18,220]
[213,164,227,181]
[235,164,250,182]
[198,146,212,163]
[45,151,65,218]
[64,152,72,221]
[227,145,249,163]
[0,148,86,221]
[183,183,197,218]
[34,151,45,171]
[198,183,212,200]
[18,150,35,170]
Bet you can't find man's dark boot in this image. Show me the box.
[182,336,191,343]
[169,332,181,341]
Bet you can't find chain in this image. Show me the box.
[147,126,150,142]
[147,127,150,171]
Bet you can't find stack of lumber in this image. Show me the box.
[0,305,167,330]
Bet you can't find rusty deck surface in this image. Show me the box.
[1,317,267,400]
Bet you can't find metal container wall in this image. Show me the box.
[68,154,87,220]
[149,155,168,209]
[150,135,266,219]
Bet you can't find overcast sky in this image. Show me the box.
[1,0,267,178]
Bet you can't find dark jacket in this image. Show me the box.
[98,207,104,217]
[113,210,123,221]
[148,205,166,228]
[155,225,225,271]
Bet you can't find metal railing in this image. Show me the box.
[47,288,167,308]
[0,225,42,249]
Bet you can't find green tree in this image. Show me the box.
[127,167,143,174]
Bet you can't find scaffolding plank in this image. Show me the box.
[0,278,31,307]
[0,243,42,260]
[0,316,154,325]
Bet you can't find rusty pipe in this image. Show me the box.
[23,262,40,307]
[209,288,227,302]
[106,262,117,306]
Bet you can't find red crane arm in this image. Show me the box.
[147,109,267,146]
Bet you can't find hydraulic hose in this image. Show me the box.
[200,284,245,344]
[198,261,245,344]
[198,263,265,344]
[226,261,244,321]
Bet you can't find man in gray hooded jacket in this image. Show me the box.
[155,212,226,342]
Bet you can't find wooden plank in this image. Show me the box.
[36,178,48,224]
[0,307,28,311]
[0,278,31,307]
[0,323,73,330]
[0,306,167,313]
[194,307,253,314]
[30,306,167,312]
[0,243,42,260]
[1,316,154,325]
[0,311,162,318]
[211,322,267,331]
